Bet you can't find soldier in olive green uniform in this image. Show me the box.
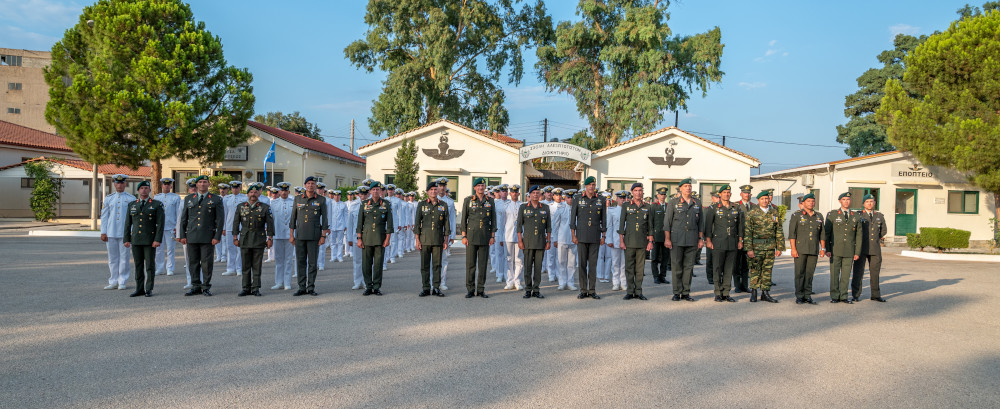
[825,192,863,303]
[744,190,785,303]
[517,185,551,298]
[570,176,606,299]
[733,185,755,293]
[180,175,225,296]
[290,176,329,296]
[788,193,825,305]
[123,181,165,297]
[618,183,654,300]
[462,178,496,298]
[650,187,670,284]
[702,184,743,302]
[853,193,887,302]
[664,178,704,301]
[357,181,393,296]
[415,182,451,297]
[232,183,275,297]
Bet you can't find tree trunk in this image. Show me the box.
[152,159,162,195]
[90,164,98,230]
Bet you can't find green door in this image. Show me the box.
[894,189,917,235]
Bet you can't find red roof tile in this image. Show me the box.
[0,120,74,153]
[247,120,365,164]
[0,156,150,177]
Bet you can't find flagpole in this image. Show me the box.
[271,136,275,185]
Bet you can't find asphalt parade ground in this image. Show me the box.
[1,231,998,408]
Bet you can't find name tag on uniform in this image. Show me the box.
[297,203,306,208]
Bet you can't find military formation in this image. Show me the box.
[101,174,889,304]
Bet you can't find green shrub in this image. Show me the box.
[906,233,925,250]
[919,227,971,252]
[24,160,60,221]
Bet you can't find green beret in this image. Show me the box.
[583,176,596,185]
[246,183,262,192]
[427,182,437,191]
[863,194,875,202]
[838,192,851,200]
[756,191,770,199]
[193,175,209,182]
[473,177,485,186]
[137,181,150,188]
[369,181,382,189]
[801,193,815,201]
[679,178,693,186]
[717,184,731,192]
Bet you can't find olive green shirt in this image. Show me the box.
[650,201,667,242]
[414,198,451,246]
[858,210,887,256]
[462,194,496,245]
[232,200,275,249]
[124,198,165,246]
[618,200,654,249]
[290,193,328,240]
[787,209,824,255]
[703,202,744,251]
[570,193,606,243]
[517,202,551,249]
[664,196,704,246]
[179,192,224,244]
[358,197,393,246]
[824,208,863,257]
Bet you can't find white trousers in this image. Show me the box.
[503,241,523,287]
[597,243,608,280]
[226,234,241,273]
[273,238,295,287]
[215,239,227,261]
[154,229,176,274]
[317,237,328,269]
[329,230,345,261]
[266,245,274,261]
[608,247,625,287]
[492,238,506,279]
[351,244,364,287]
[106,237,131,285]
[556,242,578,287]
[544,245,557,280]
[441,245,451,285]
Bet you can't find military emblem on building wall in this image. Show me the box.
[649,146,691,167]
[423,133,465,160]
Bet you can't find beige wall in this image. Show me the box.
[0,145,80,168]
[0,48,54,133]
[0,162,147,218]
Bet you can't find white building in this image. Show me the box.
[0,157,150,218]
[751,151,996,243]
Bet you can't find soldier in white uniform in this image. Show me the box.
[344,190,357,259]
[408,192,418,252]
[395,188,408,260]
[152,177,182,276]
[214,183,230,263]
[606,191,627,290]
[269,182,295,290]
[316,183,331,271]
[263,187,277,262]
[501,184,523,290]
[222,180,247,275]
[552,188,578,290]
[541,186,557,281]
[382,184,398,267]
[327,190,347,263]
[100,174,136,290]
[492,185,509,283]
[347,186,369,289]
[597,191,612,283]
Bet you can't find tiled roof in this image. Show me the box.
[751,151,902,178]
[0,156,151,177]
[357,119,524,151]
[592,126,759,163]
[247,120,365,164]
[828,150,899,165]
[0,120,74,153]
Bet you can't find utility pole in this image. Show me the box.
[722,135,726,146]
[543,118,548,142]
[350,119,355,153]
[674,111,679,127]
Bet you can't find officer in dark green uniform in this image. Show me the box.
[462,177,496,299]
[733,184,754,293]
[788,193,824,305]
[123,181,165,297]
[570,176,605,299]
[618,182,654,300]
[180,175,225,297]
[702,184,743,302]
[517,185,551,299]
[232,183,275,297]
[664,178,704,301]
[415,182,451,297]
[650,186,670,284]
[825,192,862,304]
[357,181,393,296]
[289,176,329,296]
[855,194,888,302]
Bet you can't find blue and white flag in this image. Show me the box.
[264,141,276,164]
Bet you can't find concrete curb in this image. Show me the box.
[900,250,1000,262]
[28,230,102,238]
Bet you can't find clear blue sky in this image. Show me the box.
[0,0,977,171]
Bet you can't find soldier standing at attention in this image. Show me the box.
[347,185,370,290]
[222,180,247,276]
[551,188,578,291]
[733,185,754,293]
[269,183,295,291]
[703,184,743,302]
[357,181,393,296]
[100,174,136,290]
[180,178,199,290]
[854,194,888,302]
[517,185,551,299]
[788,193,825,305]
[619,183,654,300]
[664,178,703,302]
[462,178,496,299]
[744,190,785,303]
[214,183,230,263]
[705,191,721,285]
[605,191,626,290]
[289,176,329,297]
[501,184,524,291]
[232,183,275,297]
[180,175,224,296]
[650,187,670,284]
[825,192,863,304]
[153,178,181,276]
[570,176,606,300]
[435,179,457,291]
[123,180,164,297]
[415,182,451,297]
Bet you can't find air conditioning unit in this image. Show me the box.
[801,174,815,187]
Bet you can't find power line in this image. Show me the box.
[687,130,843,149]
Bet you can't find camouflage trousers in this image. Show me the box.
[748,248,776,291]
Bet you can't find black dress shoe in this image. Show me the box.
[577,293,587,299]
[478,292,489,298]
[144,292,152,297]
[830,299,840,303]
[533,292,544,299]
[714,296,722,302]
[373,289,382,296]
[842,299,854,304]
[238,290,250,297]
[724,296,737,302]
[252,290,262,296]
[184,289,202,296]
[671,294,681,301]
[623,294,634,300]
[203,290,213,296]
[761,291,778,303]
[795,298,804,304]
[524,291,532,299]
[590,293,601,300]
[682,295,695,302]
[363,289,373,296]
[293,290,307,296]
[851,297,861,303]
[433,288,445,297]
[733,288,743,294]
[309,290,318,296]
[871,297,886,302]
[129,291,145,297]
[466,291,475,299]
[806,298,818,305]
[708,280,715,285]
[419,290,430,297]
[636,294,648,301]
[652,277,661,284]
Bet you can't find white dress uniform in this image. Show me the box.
[437,192,457,288]
[214,192,228,263]
[385,194,401,267]
[100,189,135,288]
[406,198,417,252]
[605,203,625,289]
[153,191,182,275]
[327,198,347,262]
[344,198,357,258]
[543,199,557,281]
[502,198,523,289]
[317,195,334,270]
[270,195,295,289]
[223,191,247,274]
[552,200,578,289]
[492,198,508,281]
[347,197,365,288]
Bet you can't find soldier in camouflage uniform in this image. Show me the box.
[825,192,862,304]
[743,190,785,303]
